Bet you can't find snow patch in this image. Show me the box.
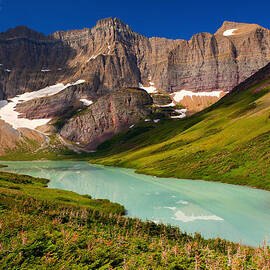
[175,109,187,114]
[88,55,98,61]
[172,210,224,222]
[161,102,175,107]
[153,119,160,123]
[41,69,51,72]
[171,115,186,119]
[139,82,157,94]
[0,80,86,130]
[144,119,151,122]
[223,28,237,36]
[72,79,85,85]
[80,98,93,106]
[5,69,11,72]
[129,124,135,129]
[88,53,106,61]
[171,90,223,103]
[171,108,187,119]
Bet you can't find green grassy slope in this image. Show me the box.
[91,64,270,190]
[1,171,269,269]
[0,134,93,161]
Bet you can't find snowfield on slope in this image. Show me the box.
[139,82,157,94]
[0,80,85,130]
[80,99,93,106]
[171,109,187,119]
[223,29,237,36]
[171,90,223,102]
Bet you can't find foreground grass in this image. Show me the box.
[91,78,270,191]
[0,171,269,269]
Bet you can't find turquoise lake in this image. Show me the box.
[1,161,270,247]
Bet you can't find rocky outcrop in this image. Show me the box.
[151,93,172,105]
[15,82,97,119]
[60,88,153,148]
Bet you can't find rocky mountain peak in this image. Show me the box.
[0,25,48,40]
[90,17,139,43]
[51,18,133,42]
[94,17,131,32]
[215,21,265,36]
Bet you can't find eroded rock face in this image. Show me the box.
[1,18,270,101]
[15,82,97,119]
[230,62,270,94]
[60,88,153,148]
[168,21,270,93]
[0,26,76,98]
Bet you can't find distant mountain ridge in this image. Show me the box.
[1,18,270,153]
[1,18,270,99]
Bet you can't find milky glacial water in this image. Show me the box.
[1,161,270,247]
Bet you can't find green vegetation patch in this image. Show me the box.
[0,171,269,269]
[0,171,49,186]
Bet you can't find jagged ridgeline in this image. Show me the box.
[1,19,270,98]
[1,18,270,153]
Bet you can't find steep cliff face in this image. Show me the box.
[0,26,76,98]
[62,18,148,96]
[168,21,270,92]
[1,18,270,100]
[60,88,153,148]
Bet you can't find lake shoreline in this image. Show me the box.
[1,160,270,247]
[1,158,270,193]
[89,161,270,193]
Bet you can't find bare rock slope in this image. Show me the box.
[1,18,270,99]
[60,88,153,148]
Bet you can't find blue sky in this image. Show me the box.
[0,0,270,40]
